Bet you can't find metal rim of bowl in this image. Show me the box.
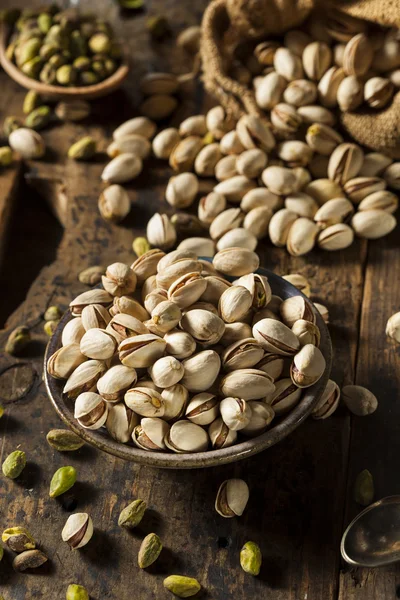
[44,264,333,469]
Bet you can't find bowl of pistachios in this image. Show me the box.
[44,249,332,468]
[0,7,129,99]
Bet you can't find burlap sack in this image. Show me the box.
[201,0,400,158]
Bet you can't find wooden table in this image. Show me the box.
[1,2,400,599]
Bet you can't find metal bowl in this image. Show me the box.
[44,265,332,469]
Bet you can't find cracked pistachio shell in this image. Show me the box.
[297,105,335,126]
[213,247,259,277]
[221,368,275,400]
[107,134,151,159]
[156,252,201,290]
[234,273,272,309]
[271,103,302,133]
[181,350,221,392]
[285,192,319,219]
[106,403,138,443]
[342,385,378,416]
[262,166,298,195]
[164,331,196,360]
[383,163,400,190]
[236,114,276,152]
[70,289,112,316]
[268,208,298,247]
[242,401,275,435]
[125,386,165,417]
[255,40,279,64]
[283,78,317,106]
[9,127,45,159]
[209,207,244,241]
[312,379,340,419]
[280,296,316,328]
[13,549,48,572]
[119,499,147,528]
[119,334,166,368]
[180,309,225,345]
[81,304,111,331]
[47,343,86,379]
[146,213,176,250]
[317,66,346,107]
[220,397,252,431]
[209,417,237,448]
[101,153,142,184]
[290,344,326,388]
[328,143,364,184]
[215,479,249,517]
[303,41,332,80]
[169,135,203,172]
[351,210,396,239]
[214,176,256,205]
[113,117,156,140]
[2,527,35,552]
[165,420,209,453]
[80,328,117,360]
[168,272,207,309]
[266,378,302,415]
[185,393,219,425]
[286,217,319,256]
[200,275,231,304]
[131,248,166,284]
[274,47,303,81]
[216,228,258,252]
[306,124,343,155]
[198,192,226,225]
[166,172,199,209]
[255,71,286,110]
[326,10,367,42]
[337,75,363,111]
[106,314,149,344]
[150,300,182,333]
[215,154,238,181]
[305,178,343,205]
[222,338,264,371]
[343,34,373,76]
[253,318,300,356]
[254,353,284,381]
[74,392,108,429]
[63,360,107,399]
[358,191,398,214]
[365,77,394,108]
[62,513,93,549]
[62,318,85,345]
[49,466,77,498]
[317,223,354,250]
[132,417,169,450]
[102,262,137,297]
[148,356,184,388]
[98,184,131,223]
[386,312,400,343]
[292,319,320,347]
[219,286,253,324]
[313,197,354,227]
[152,127,180,159]
[161,384,188,420]
[97,365,137,402]
[194,143,222,177]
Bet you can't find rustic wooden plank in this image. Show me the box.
[338,229,400,600]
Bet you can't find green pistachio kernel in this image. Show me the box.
[39,43,59,61]
[23,90,42,115]
[163,575,201,598]
[4,116,22,137]
[88,32,111,54]
[25,106,51,130]
[21,56,43,79]
[118,499,147,528]
[70,30,87,58]
[49,465,77,498]
[2,526,36,552]
[44,320,59,336]
[38,13,53,34]
[2,450,26,479]
[16,37,42,66]
[46,429,85,452]
[133,237,151,257]
[48,52,68,68]
[73,56,91,72]
[0,147,13,167]
[79,71,99,85]
[5,326,31,355]
[68,136,96,160]
[40,63,57,84]
[138,533,162,568]
[66,584,89,600]
[240,541,262,576]
[44,305,62,321]
[354,469,374,506]
[0,404,4,419]
[56,64,77,85]
[118,0,144,9]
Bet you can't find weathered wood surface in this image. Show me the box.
[0,1,399,599]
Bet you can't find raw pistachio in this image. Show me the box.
[305,123,343,155]
[327,142,364,184]
[383,163,400,190]
[255,40,279,65]
[49,466,77,498]
[2,450,26,479]
[163,575,201,598]
[0,146,13,167]
[215,155,238,181]
[206,105,235,140]
[241,188,282,213]
[242,400,275,435]
[44,320,58,336]
[13,549,48,572]
[282,273,311,296]
[290,343,326,388]
[74,392,109,429]
[286,217,319,256]
[274,47,303,81]
[337,75,363,111]
[255,71,286,110]
[280,296,315,328]
[132,417,169,451]
[253,318,300,356]
[147,213,177,250]
[46,429,85,452]
[68,136,96,160]
[305,178,343,205]
[166,172,199,209]
[138,533,162,568]
[284,78,317,106]
[317,66,345,107]
[213,247,259,277]
[221,368,275,400]
[277,141,312,168]
[66,584,89,600]
[292,319,320,347]
[209,208,244,241]
[311,379,340,419]
[268,209,298,247]
[113,117,156,141]
[317,223,354,250]
[237,149,268,179]
[297,105,335,126]
[271,102,302,133]
[101,153,142,183]
[342,385,378,416]
[78,265,104,286]
[63,360,107,399]
[209,417,237,448]
[262,166,298,195]
[220,397,252,431]
[118,499,147,528]
[386,312,400,343]
[364,77,394,109]
[165,420,209,452]
[194,143,222,177]
[198,192,226,225]
[181,350,221,392]
[2,527,36,552]
[107,134,151,159]
[326,10,367,42]
[152,127,180,159]
[24,105,51,130]
[9,127,45,159]
[359,153,393,178]
[303,41,332,80]
[181,309,225,345]
[267,378,302,415]
[285,192,318,218]
[23,90,42,115]
[62,513,93,549]
[55,99,91,122]
[140,94,178,121]
[343,34,373,76]
[219,130,245,155]
[56,64,77,85]
[240,541,262,576]
[354,469,374,506]
[215,478,249,517]
[185,393,219,426]
[352,210,396,239]
[236,114,276,152]
[141,72,179,96]
[133,237,151,258]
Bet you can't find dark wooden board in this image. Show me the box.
[0,1,398,599]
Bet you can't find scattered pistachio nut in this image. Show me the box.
[118,499,147,528]
[341,385,378,416]
[215,478,249,517]
[68,136,96,160]
[66,584,90,600]
[46,429,85,452]
[2,527,36,552]
[163,575,201,598]
[62,513,93,549]
[138,532,162,568]
[240,541,262,576]
[13,549,48,572]
[2,450,26,479]
[49,466,77,498]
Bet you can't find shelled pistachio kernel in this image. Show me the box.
[68,136,96,160]
[2,527,36,552]
[163,575,201,598]
[0,146,13,166]
[240,541,262,576]
[133,237,151,257]
[118,499,147,528]
[66,584,89,600]
[49,466,77,498]
[5,325,31,355]
[2,450,26,479]
[138,533,162,568]
[354,469,374,506]
[46,429,85,452]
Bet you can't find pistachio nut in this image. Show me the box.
[337,75,363,111]
[383,163,400,190]
[364,76,394,109]
[327,142,364,184]
[152,127,180,159]
[70,289,112,316]
[194,143,222,177]
[280,296,316,328]
[63,359,107,399]
[180,309,225,345]
[268,208,298,246]
[236,149,268,180]
[2,527,36,552]
[140,72,179,95]
[305,178,343,205]
[68,136,96,161]
[163,575,201,598]
[277,141,313,168]
[166,172,199,209]
[234,273,272,309]
[273,46,304,81]
[312,379,340,419]
[219,130,245,155]
[262,166,298,195]
[285,192,318,218]
[241,187,282,213]
[185,393,219,426]
[177,115,206,138]
[181,350,221,392]
[209,417,237,448]
[343,33,373,76]
[164,330,196,360]
[342,384,378,416]
[243,206,272,240]
[326,9,367,42]
[219,286,253,323]
[303,41,332,80]
[13,549,48,572]
[359,153,393,178]
[113,117,156,140]
[169,135,203,172]
[107,134,151,160]
[150,300,182,333]
[161,384,188,420]
[146,213,176,250]
[118,498,147,528]
[148,356,184,388]
[132,416,169,450]
[80,328,117,360]
[220,397,252,431]
[168,272,207,309]
[215,155,238,181]
[165,420,209,453]
[81,304,111,331]
[125,386,165,417]
[306,123,343,155]
[283,273,311,296]
[317,223,354,250]
[110,296,150,321]
[213,247,259,277]
[138,532,162,569]
[255,40,279,65]
[314,302,329,323]
[255,71,286,110]
[215,478,249,517]
[352,210,396,239]
[49,465,77,498]
[215,226,256,253]
[266,378,302,414]
[334,43,346,66]
[242,401,275,435]
[283,78,317,106]
[140,94,178,121]
[98,184,131,223]
[221,338,264,371]
[46,429,85,452]
[221,368,274,400]
[198,192,226,225]
[240,541,262,576]
[354,469,374,506]
[214,176,256,205]
[132,248,166,284]
[74,392,108,429]
[9,127,45,159]
[66,584,89,600]
[317,66,346,107]
[55,100,91,122]
[286,217,319,256]
[61,318,85,346]
[200,275,231,305]
[101,153,142,183]
[2,450,26,479]
[119,334,166,368]
[106,403,138,443]
[97,364,137,401]
[155,252,202,290]
[292,319,321,347]
[62,513,93,549]
[209,207,244,240]
[220,322,253,347]
[236,114,276,152]
[253,353,284,380]
[47,343,87,379]
[386,312,400,343]
[290,343,326,388]
[206,105,235,140]
[253,318,300,356]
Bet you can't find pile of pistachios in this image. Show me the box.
[4,7,121,86]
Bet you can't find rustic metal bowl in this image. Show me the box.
[44,264,332,469]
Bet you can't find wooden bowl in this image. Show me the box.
[0,25,129,100]
[44,265,332,469]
